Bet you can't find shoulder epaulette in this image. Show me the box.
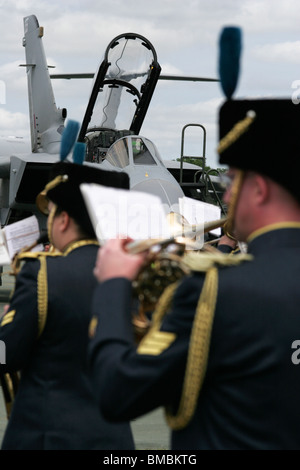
[182,250,253,272]
[16,250,62,261]
[11,250,62,279]
[5,251,54,338]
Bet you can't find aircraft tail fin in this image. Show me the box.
[22,15,67,154]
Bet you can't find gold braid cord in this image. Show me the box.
[137,282,179,356]
[217,110,256,155]
[47,203,57,247]
[165,266,218,430]
[150,281,180,328]
[224,169,245,238]
[37,255,48,338]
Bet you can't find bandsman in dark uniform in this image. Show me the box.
[88,98,300,450]
[0,161,135,450]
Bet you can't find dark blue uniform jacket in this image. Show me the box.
[88,226,300,450]
[0,241,134,450]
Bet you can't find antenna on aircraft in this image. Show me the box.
[218,26,242,99]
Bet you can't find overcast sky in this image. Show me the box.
[0,0,300,168]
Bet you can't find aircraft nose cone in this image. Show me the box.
[132,178,184,211]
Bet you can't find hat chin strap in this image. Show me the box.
[224,170,245,239]
[47,204,57,248]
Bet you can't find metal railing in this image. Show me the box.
[178,123,226,214]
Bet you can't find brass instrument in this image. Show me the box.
[129,216,227,340]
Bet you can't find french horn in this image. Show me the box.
[129,215,227,341]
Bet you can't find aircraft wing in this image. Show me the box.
[50,73,219,82]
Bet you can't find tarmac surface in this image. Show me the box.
[0,266,170,450]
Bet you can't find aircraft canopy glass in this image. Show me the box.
[87,35,158,132]
[105,136,159,168]
[132,138,156,165]
[105,138,130,168]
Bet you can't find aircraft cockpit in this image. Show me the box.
[74,31,185,209]
[77,32,161,162]
[104,136,161,169]
[96,133,185,207]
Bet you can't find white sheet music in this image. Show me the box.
[0,215,42,264]
[178,196,221,236]
[80,184,172,243]
[0,229,11,265]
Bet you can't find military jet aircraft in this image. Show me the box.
[0,14,221,233]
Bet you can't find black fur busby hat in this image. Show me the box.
[218,99,300,201]
[36,161,130,235]
[217,28,300,201]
